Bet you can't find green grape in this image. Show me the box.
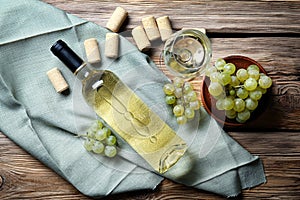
[176,98,183,106]
[237,109,251,121]
[165,95,176,104]
[205,66,217,77]
[236,117,247,124]
[186,91,198,102]
[182,94,189,103]
[92,141,105,154]
[177,115,187,125]
[249,89,262,100]
[103,127,111,137]
[184,107,195,119]
[216,99,224,110]
[173,104,185,116]
[104,145,117,158]
[215,58,226,71]
[87,127,96,138]
[225,109,237,119]
[259,75,272,89]
[230,75,240,87]
[213,92,226,100]
[173,77,184,88]
[245,98,258,110]
[97,120,104,129]
[95,129,107,141]
[183,82,193,94]
[208,82,223,97]
[190,100,201,110]
[163,83,175,95]
[89,121,100,134]
[210,72,221,82]
[84,139,95,151]
[106,135,117,146]
[236,88,249,99]
[259,73,266,77]
[236,68,249,82]
[219,72,232,86]
[257,86,267,94]
[233,98,246,112]
[244,78,258,91]
[229,89,236,96]
[174,87,183,98]
[223,97,234,110]
[223,63,236,75]
[247,64,260,72]
[248,69,260,80]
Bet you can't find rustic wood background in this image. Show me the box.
[1,0,299,199]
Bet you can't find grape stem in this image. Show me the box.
[233,85,244,89]
[75,134,89,138]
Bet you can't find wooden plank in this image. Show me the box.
[43,0,300,34]
[0,131,299,199]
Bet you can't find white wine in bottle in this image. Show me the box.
[50,40,187,173]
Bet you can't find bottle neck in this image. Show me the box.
[74,62,93,82]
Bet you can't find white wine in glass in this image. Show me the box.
[163,29,212,79]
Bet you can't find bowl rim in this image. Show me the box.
[200,55,267,127]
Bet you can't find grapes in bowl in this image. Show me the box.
[201,55,272,127]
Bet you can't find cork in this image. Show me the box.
[105,33,119,59]
[84,38,101,64]
[106,7,128,33]
[142,16,161,41]
[132,26,151,51]
[156,16,173,41]
[47,67,69,93]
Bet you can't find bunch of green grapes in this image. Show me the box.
[206,58,272,123]
[163,77,201,125]
[80,120,118,158]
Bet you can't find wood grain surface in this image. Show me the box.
[1,0,299,199]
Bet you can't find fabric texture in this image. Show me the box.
[0,0,266,198]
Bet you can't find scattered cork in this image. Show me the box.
[142,16,161,41]
[84,38,101,64]
[132,26,151,51]
[106,6,128,33]
[156,16,173,42]
[47,67,69,93]
[105,33,119,59]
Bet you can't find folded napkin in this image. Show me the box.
[0,0,266,198]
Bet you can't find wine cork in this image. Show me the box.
[106,6,128,33]
[47,67,69,93]
[142,16,161,41]
[132,26,151,51]
[105,33,119,59]
[84,38,101,64]
[156,16,173,41]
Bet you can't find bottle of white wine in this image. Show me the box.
[50,40,187,173]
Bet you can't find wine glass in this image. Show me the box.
[163,29,212,79]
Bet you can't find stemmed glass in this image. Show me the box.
[163,29,212,79]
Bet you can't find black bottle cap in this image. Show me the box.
[50,40,84,73]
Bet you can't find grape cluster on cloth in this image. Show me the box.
[206,58,272,123]
[163,77,201,125]
[81,120,118,158]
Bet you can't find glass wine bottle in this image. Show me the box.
[50,40,187,173]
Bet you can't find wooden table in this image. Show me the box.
[1,0,299,199]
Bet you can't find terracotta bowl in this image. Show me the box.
[201,55,269,127]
